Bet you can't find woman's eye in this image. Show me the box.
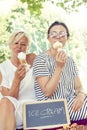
[59,32,67,38]
[21,43,27,46]
[14,42,18,45]
[14,42,27,46]
[50,33,58,38]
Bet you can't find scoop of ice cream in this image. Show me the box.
[18,52,26,64]
[53,41,62,50]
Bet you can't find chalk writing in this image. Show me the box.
[28,107,65,119]
[23,99,70,129]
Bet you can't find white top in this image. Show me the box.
[0,59,36,101]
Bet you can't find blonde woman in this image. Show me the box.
[0,31,36,130]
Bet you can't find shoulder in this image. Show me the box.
[0,59,10,69]
[34,53,47,63]
[26,53,36,59]
[33,53,48,69]
[0,60,10,82]
[0,59,11,74]
[35,52,46,59]
[26,53,36,66]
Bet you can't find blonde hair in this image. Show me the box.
[9,30,30,45]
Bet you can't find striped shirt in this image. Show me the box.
[33,52,87,121]
[33,52,78,101]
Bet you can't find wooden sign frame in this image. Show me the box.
[23,99,70,129]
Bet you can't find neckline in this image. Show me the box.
[8,59,17,70]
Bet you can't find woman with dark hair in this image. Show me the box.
[33,21,87,122]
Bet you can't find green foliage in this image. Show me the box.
[0,46,10,63]
[20,0,87,16]
[0,0,87,65]
[21,0,43,16]
[0,16,11,63]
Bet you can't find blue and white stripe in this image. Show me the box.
[33,52,87,121]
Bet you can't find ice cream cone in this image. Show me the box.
[18,52,26,64]
[53,41,63,52]
[19,59,26,64]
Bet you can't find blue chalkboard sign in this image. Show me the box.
[23,99,70,129]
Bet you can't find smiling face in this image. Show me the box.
[48,25,68,47]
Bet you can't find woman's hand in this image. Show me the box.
[56,49,67,69]
[72,93,85,112]
[15,64,26,81]
[0,86,9,96]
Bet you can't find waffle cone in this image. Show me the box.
[19,59,26,64]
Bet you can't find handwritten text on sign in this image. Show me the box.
[23,99,70,129]
[28,107,65,119]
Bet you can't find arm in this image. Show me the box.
[72,76,85,111]
[74,76,85,95]
[36,66,62,97]
[0,64,26,98]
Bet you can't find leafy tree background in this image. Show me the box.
[0,0,87,90]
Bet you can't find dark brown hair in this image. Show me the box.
[47,21,70,38]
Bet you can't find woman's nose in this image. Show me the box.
[17,43,21,48]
